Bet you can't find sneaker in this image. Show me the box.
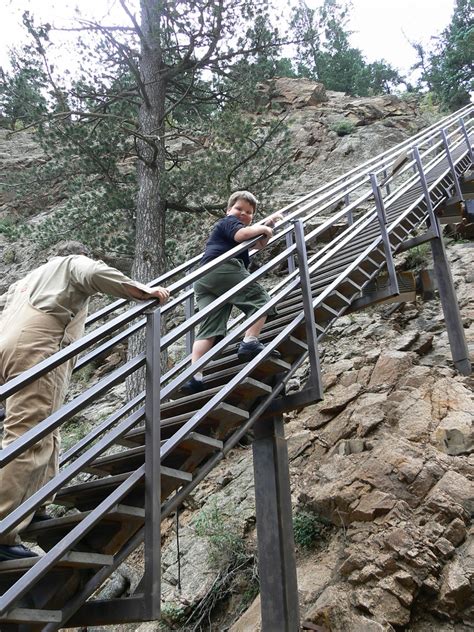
[237,340,281,361]
[0,544,39,561]
[180,377,205,396]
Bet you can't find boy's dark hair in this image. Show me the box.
[227,191,258,212]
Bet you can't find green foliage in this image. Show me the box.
[0,217,30,241]
[330,119,355,136]
[404,244,430,270]
[293,509,330,549]
[194,503,247,569]
[290,0,404,96]
[0,48,47,129]
[428,0,473,110]
[410,0,473,110]
[2,248,17,264]
[1,2,297,271]
[160,602,187,628]
[31,186,135,255]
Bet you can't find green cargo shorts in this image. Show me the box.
[194,258,276,341]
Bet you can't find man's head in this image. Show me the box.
[54,241,92,258]
[226,191,258,227]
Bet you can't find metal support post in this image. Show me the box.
[144,307,162,618]
[185,291,195,355]
[412,146,441,238]
[293,219,323,398]
[252,415,300,632]
[383,167,391,196]
[344,193,353,225]
[430,231,471,375]
[369,173,399,296]
[441,128,463,200]
[459,117,474,162]
[285,231,296,273]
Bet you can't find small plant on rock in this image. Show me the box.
[160,601,187,629]
[194,502,246,569]
[293,509,330,549]
[330,120,356,137]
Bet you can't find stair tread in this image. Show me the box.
[55,464,191,502]
[0,608,62,624]
[0,551,113,574]
[24,504,145,537]
[162,377,271,419]
[204,355,291,381]
[90,432,223,474]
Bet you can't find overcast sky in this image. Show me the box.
[0,0,456,78]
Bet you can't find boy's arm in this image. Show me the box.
[234,224,273,244]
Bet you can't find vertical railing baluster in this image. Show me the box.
[144,306,162,619]
[383,167,391,196]
[459,116,474,162]
[285,231,296,274]
[440,128,464,199]
[412,146,441,238]
[345,192,353,226]
[292,219,323,399]
[370,173,399,296]
[185,289,195,356]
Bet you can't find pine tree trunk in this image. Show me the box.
[128,0,168,398]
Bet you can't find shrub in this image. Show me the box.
[293,509,330,549]
[404,243,430,270]
[194,503,246,568]
[330,120,356,137]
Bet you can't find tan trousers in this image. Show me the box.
[0,304,71,545]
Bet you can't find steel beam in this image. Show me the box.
[370,173,400,296]
[458,117,473,162]
[293,219,323,399]
[144,308,162,618]
[440,128,464,200]
[252,415,300,632]
[412,146,441,238]
[430,232,471,375]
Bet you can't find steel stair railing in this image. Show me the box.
[0,104,472,628]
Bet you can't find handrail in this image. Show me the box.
[82,104,473,325]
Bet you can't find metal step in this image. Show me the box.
[0,551,113,576]
[88,433,223,476]
[0,608,62,624]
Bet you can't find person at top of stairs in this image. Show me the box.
[0,241,170,561]
[181,191,283,395]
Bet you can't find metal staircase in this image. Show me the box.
[0,104,472,631]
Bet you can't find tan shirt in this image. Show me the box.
[0,255,154,332]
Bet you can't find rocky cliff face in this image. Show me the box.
[0,82,472,631]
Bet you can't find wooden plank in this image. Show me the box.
[161,465,192,483]
[125,402,250,445]
[24,504,145,539]
[185,432,223,451]
[1,608,62,624]
[205,354,291,380]
[0,551,113,574]
[67,595,147,626]
[202,357,290,385]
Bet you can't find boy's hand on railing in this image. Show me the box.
[262,212,284,228]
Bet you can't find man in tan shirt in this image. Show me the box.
[0,242,169,560]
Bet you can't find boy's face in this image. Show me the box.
[226,199,255,226]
